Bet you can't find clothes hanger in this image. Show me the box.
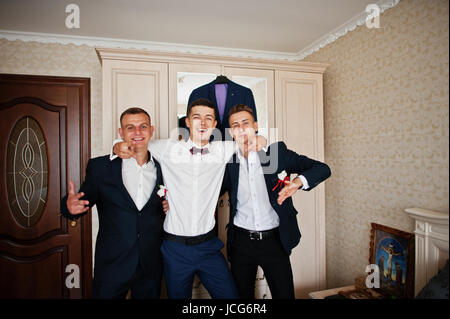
[214,75,229,84]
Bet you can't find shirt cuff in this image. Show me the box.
[109,139,123,161]
[298,175,309,190]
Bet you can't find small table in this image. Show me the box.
[308,285,355,299]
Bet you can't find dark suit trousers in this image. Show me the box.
[230,228,295,299]
[93,262,162,299]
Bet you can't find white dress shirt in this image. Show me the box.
[112,138,236,236]
[121,154,157,211]
[233,150,310,231]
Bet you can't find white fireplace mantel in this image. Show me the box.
[404,207,449,296]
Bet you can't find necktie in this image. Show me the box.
[190,147,209,155]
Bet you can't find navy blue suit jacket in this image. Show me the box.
[222,142,331,260]
[188,80,257,140]
[60,155,164,283]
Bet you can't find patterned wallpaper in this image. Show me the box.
[303,0,449,288]
[0,0,448,292]
[0,39,103,158]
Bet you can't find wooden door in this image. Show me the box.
[0,74,91,298]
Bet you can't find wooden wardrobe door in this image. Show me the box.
[275,70,326,298]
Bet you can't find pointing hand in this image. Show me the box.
[66,180,90,215]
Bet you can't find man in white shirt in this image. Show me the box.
[61,108,165,298]
[221,104,331,298]
[112,98,266,299]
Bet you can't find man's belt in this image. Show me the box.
[163,228,216,246]
[233,225,279,241]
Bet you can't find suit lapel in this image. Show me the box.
[141,158,163,211]
[227,154,240,222]
[223,80,237,124]
[207,80,218,108]
[229,154,240,191]
[257,148,279,197]
[111,157,139,211]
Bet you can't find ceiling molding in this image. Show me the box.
[0,0,400,62]
[296,0,401,60]
[0,29,299,61]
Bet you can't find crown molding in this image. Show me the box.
[96,47,329,74]
[296,0,401,60]
[0,29,299,62]
[0,0,400,62]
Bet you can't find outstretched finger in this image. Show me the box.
[74,192,85,200]
[277,194,287,205]
[120,149,135,159]
[68,180,75,195]
[278,186,289,199]
[127,145,137,159]
[72,203,89,214]
[80,206,90,213]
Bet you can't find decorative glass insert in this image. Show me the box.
[6,116,48,228]
[177,72,217,118]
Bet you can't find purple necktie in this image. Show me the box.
[215,84,228,122]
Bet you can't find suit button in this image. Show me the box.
[137,233,141,238]
[138,213,143,217]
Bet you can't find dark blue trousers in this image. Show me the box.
[92,262,162,299]
[161,237,238,299]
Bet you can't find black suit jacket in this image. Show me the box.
[60,155,165,283]
[222,142,331,260]
[188,79,257,140]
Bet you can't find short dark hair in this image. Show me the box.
[178,116,187,129]
[120,107,151,126]
[186,98,218,120]
[228,104,255,122]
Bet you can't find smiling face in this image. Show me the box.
[228,110,258,147]
[118,112,154,152]
[185,105,217,146]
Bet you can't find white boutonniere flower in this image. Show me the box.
[278,170,287,181]
[273,170,290,191]
[157,185,167,198]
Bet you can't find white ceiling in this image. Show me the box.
[0,0,377,53]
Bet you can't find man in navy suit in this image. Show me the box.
[221,104,331,299]
[188,77,257,140]
[61,108,165,299]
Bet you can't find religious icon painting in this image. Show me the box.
[369,223,415,298]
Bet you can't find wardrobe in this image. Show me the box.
[97,48,328,298]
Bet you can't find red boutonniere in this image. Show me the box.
[272,170,290,191]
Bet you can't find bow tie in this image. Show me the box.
[190,147,209,155]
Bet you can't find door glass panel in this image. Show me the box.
[176,72,217,118]
[6,116,48,228]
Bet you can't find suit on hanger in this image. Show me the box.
[188,79,257,140]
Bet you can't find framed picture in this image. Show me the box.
[369,223,415,298]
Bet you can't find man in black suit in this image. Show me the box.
[221,104,331,299]
[60,108,165,299]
